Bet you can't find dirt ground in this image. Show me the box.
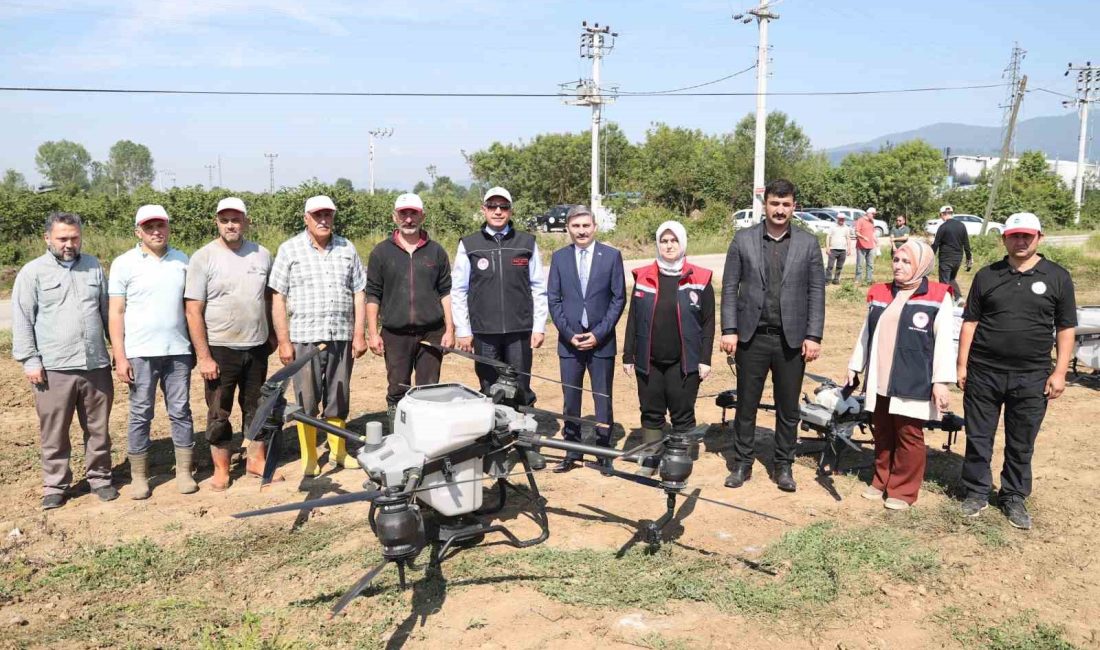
[2,272,1099,650]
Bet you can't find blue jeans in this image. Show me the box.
[854,248,875,283]
[127,355,195,454]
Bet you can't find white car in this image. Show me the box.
[794,211,833,235]
[824,206,888,237]
[732,208,760,229]
[924,214,1005,236]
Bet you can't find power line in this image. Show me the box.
[613,63,757,95]
[1032,86,1075,100]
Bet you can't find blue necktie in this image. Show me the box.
[579,248,589,328]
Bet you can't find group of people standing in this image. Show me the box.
[12,180,1077,530]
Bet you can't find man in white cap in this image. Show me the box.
[185,197,277,491]
[957,212,1077,529]
[108,204,197,499]
[451,186,548,466]
[269,195,368,476]
[365,193,454,425]
[930,204,972,301]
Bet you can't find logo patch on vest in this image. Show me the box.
[912,312,930,329]
[511,257,529,267]
[634,290,645,298]
[689,291,699,306]
[476,258,490,271]
[1031,281,1047,295]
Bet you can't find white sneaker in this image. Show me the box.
[861,485,884,500]
[884,497,911,511]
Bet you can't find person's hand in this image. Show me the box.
[369,333,385,356]
[197,356,220,381]
[441,330,455,349]
[845,369,858,388]
[956,364,967,391]
[25,367,46,386]
[698,364,711,381]
[114,357,134,385]
[530,332,545,349]
[278,340,295,365]
[1045,371,1067,400]
[932,383,951,412]
[456,336,474,353]
[622,363,635,377]
[573,333,596,350]
[802,340,822,362]
[720,334,738,354]
[352,333,369,359]
[965,259,973,272]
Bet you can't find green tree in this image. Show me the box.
[334,177,354,193]
[938,150,1076,227]
[1,169,28,192]
[635,124,713,214]
[833,139,945,217]
[35,140,92,193]
[107,140,155,192]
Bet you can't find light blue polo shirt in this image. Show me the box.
[108,245,192,358]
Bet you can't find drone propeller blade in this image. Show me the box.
[517,405,611,429]
[245,344,328,440]
[804,371,835,385]
[231,489,384,518]
[582,461,664,488]
[267,343,328,384]
[522,370,610,397]
[328,561,389,618]
[260,424,283,487]
[618,437,666,460]
[677,491,791,523]
[420,342,511,370]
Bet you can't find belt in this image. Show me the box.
[756,325,783,336]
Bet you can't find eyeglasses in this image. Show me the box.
[484,202,512,211]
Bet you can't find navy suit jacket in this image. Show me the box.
[547,241,626,358]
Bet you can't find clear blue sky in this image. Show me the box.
[2,0,1096,192]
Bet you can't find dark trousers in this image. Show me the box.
[381,325,444,406]
[732,331,806,466]
[204,343,270,445]
[825,249,847,282]
[635,360,699,433]
[474,332,535,405]
[871,398,927,504]
[559,351,614,458]
[938,257,962,298]
[962,364,1049,502]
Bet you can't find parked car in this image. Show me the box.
[533,204,582,232]
[732,208,760,229]
[924,214,1005,236]
[824,206,888,237]
[803,208,840,223]
[793,211,833,235]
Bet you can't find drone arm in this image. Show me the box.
[286,411,366,446]
[522,434,623,461]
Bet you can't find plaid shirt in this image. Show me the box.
[268,231,366,343]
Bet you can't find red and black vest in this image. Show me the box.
[630,262,713,376]
[863,278,951,400]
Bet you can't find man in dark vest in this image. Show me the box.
[452,187,549,466]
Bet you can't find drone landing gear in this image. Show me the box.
[643,492,679,547]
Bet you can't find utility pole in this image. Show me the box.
[1065,62,1098,225]
[205,164,216,189]
[1000,44,1026,158]
[981,75,1027,235]
[368,127,393,195]
[158,169,174,191]
[264,153,278,193]
[563,21,617,226]
[217,154,223,187]
[734,1,778,222]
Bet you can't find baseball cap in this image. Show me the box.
[1003,212,1042,236]
[939,205,954,214]
[135,204,169,226]
[304,195,337,214]
[866,207,878,215]
[216,197,247,215]
[835,214,847,221]
[483,187,512,204]
[394,193,424,213]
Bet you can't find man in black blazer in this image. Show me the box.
[547,205,626,472]
[720,179,826,492]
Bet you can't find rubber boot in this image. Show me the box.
[210,444,232,491]
[174,446,199,494]
[326,418,359,469]
[634,428,665,477]
[297,422,321,476]
[245,440,285,482]
[128,452,152,500]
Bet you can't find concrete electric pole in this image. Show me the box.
[734,1,778,222]
[981,75,1027,235]
[205,164,216,189]
[264,153,278,193]
[1065,62,1098,225]
[563,21,618,229]
[368,127,393,195]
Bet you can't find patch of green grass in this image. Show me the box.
[886,502,1014,549]
[629,632,693,650]
[830,281,867,304]
[0,329,11,356]
[936,608,1078,650]
[38,538,173,591]
[200,612,300,650]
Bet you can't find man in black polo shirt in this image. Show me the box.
[930,205,972,302]
[956,212,1077,529]
[365,193,454,426]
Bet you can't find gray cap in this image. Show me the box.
[566,204,593,221]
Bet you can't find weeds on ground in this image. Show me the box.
[0,329,11,356]
[627,632,694,650]
[830,281,867,304]
[935,607,1078,650]
[885,501,1020,549]
[200,612,299,650]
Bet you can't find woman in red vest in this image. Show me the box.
[846,239,956,509]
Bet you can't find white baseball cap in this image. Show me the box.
[939,205,954,214]
[304,195,337,214]
[866,207,877,215]
[135,204,169,226]
[1003,212,1042,236]
[483,187,513,204]
[394,193,424,213]
[216,197,247,215]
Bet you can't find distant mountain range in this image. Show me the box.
[823,112,1100,163]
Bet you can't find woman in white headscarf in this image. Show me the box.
[847,239,956,510]
[622,221,715,476]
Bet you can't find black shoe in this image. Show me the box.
[94,485,120,502]
[724,464,753,488]
[960,496,988,517]
[551,459,578,473]
[525,450,546,471]
[1001,499,1032,530]
[41,493,66,510]
[774,465,797,492]
[597,458,614,477]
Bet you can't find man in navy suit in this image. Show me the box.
[547,205,626,473]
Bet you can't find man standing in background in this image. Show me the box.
[853,208,878,284]
[931,205,972,302]
[824,214,851,285]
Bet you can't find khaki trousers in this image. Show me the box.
[33,367,114,496]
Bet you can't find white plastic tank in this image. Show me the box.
[395,384,495,457]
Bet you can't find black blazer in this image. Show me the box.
[720,222,826,345]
